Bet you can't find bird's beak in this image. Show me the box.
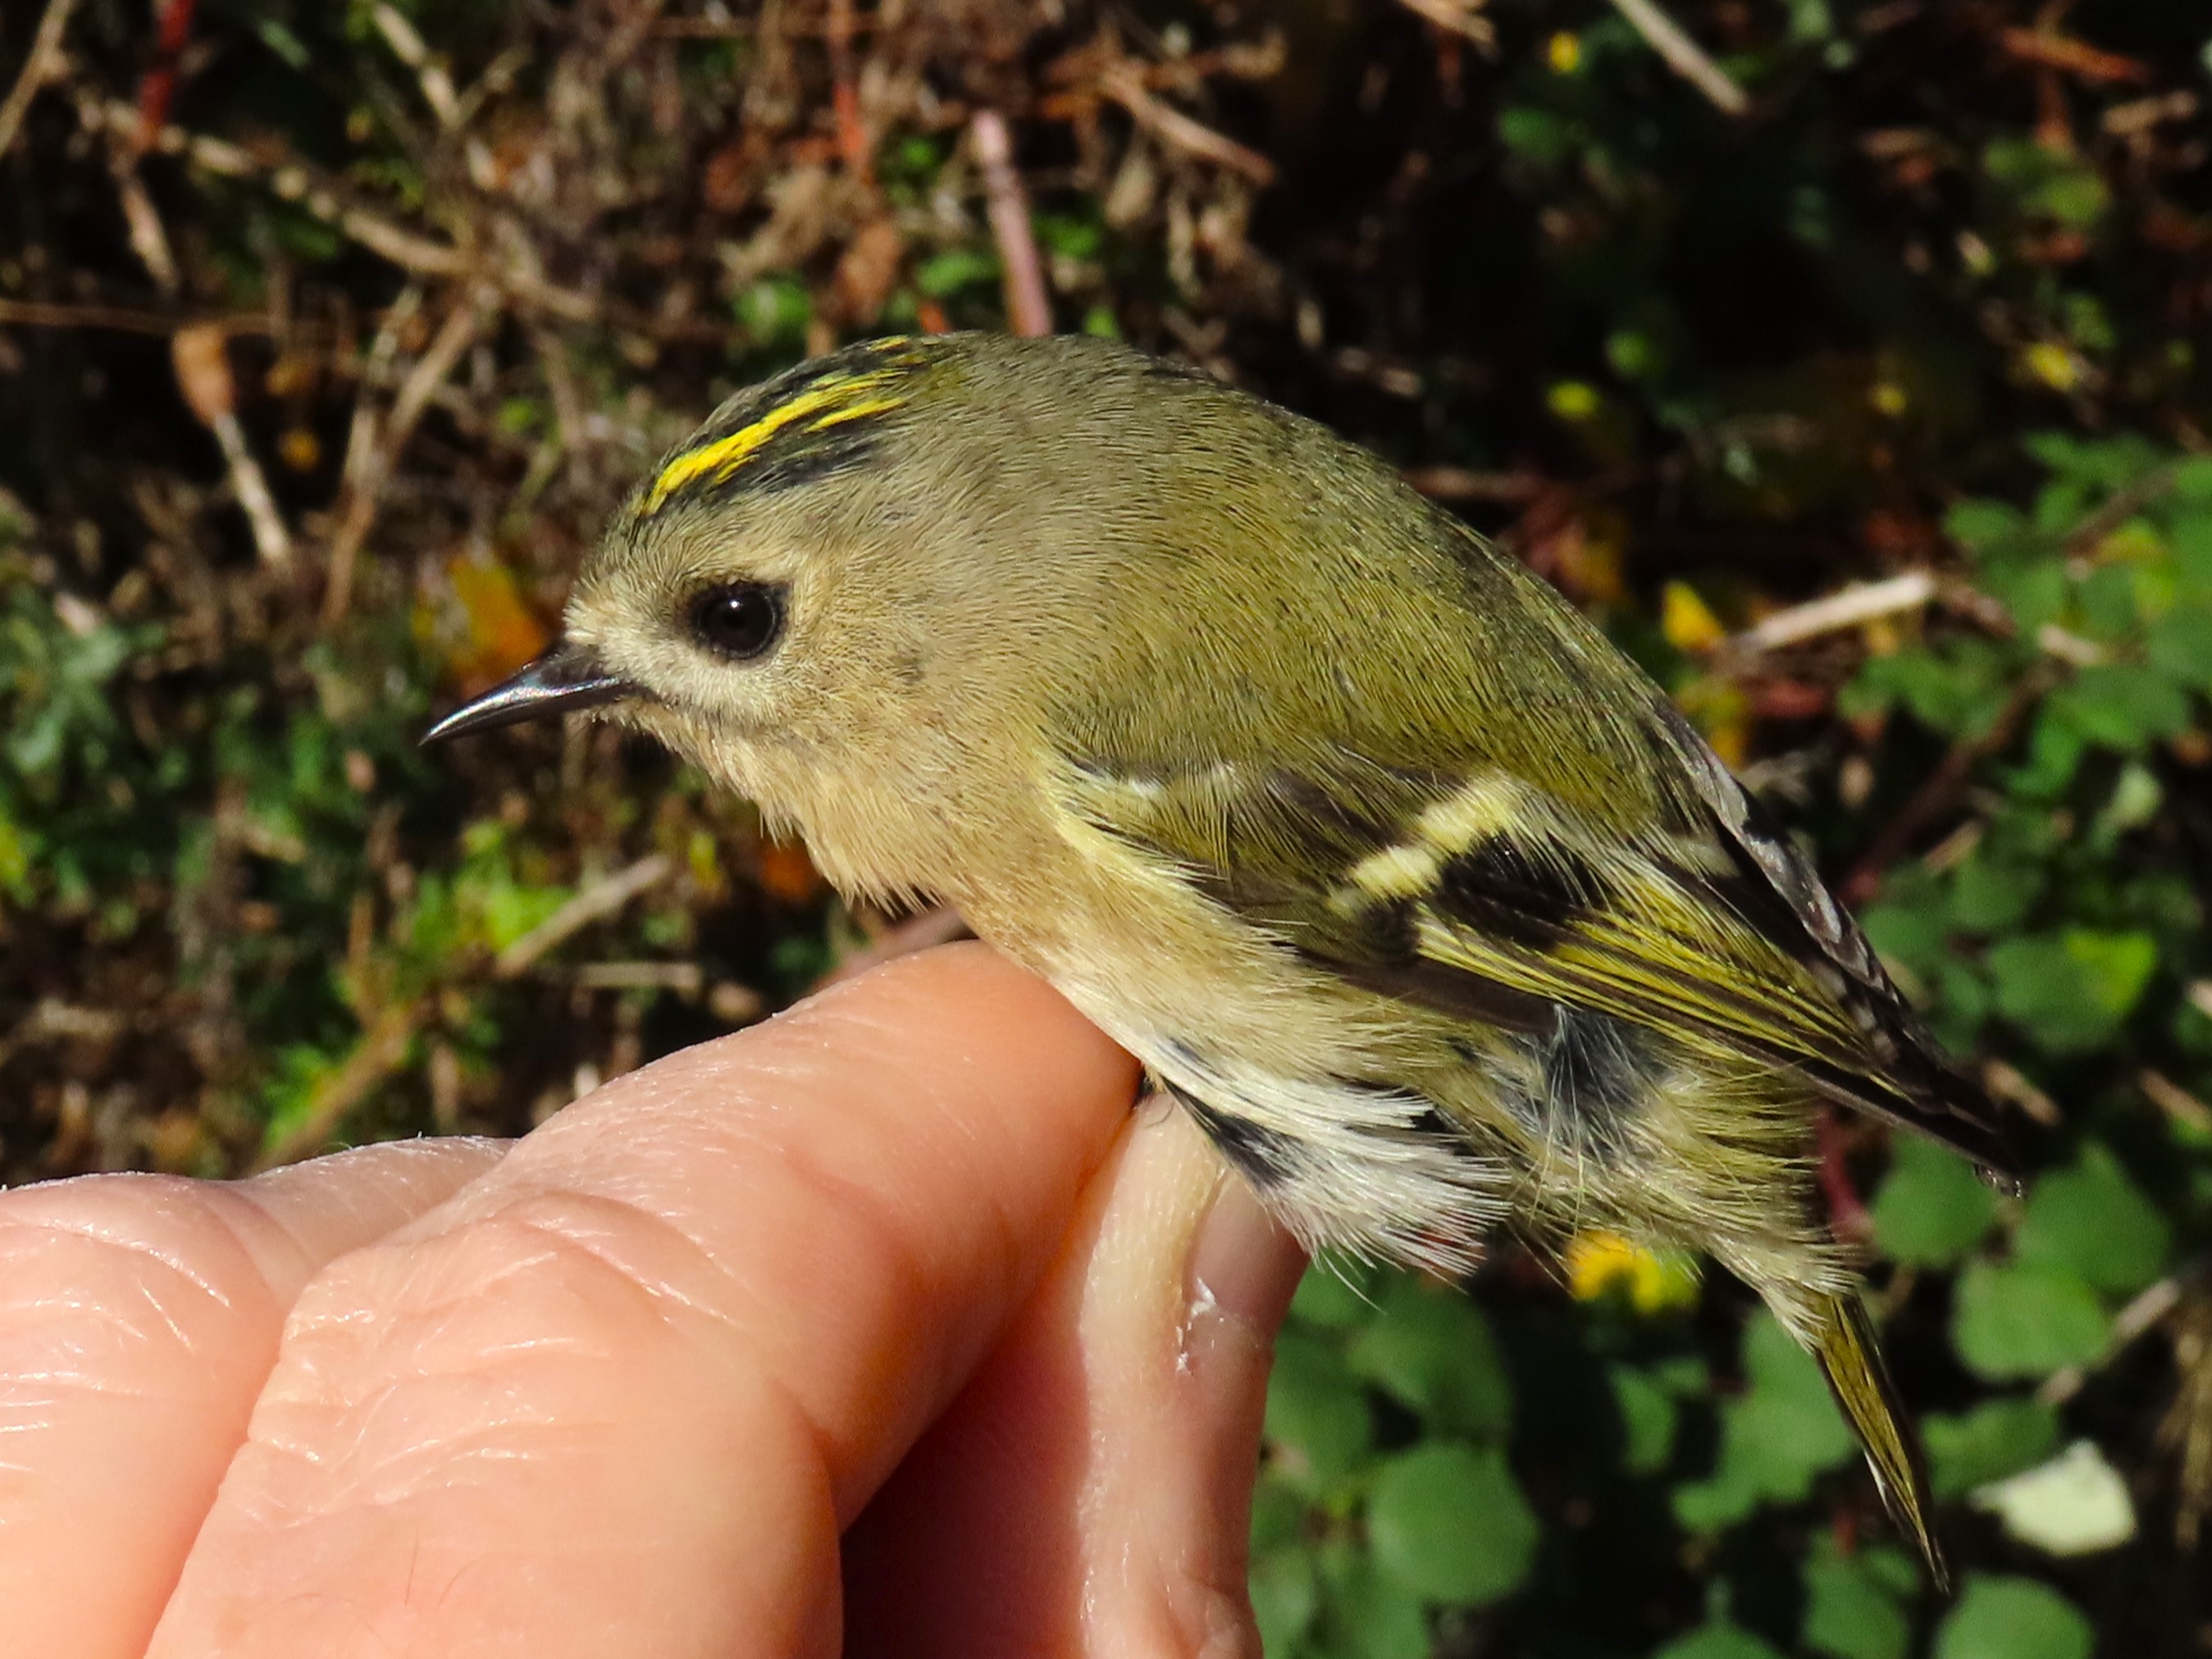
[422,640,639,744]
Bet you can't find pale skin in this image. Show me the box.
[0,945,1308,1657]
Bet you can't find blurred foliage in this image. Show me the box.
[4,0,2212,1652]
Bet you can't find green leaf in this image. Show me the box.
[1923,1397,2062,1498]
[914,248,1000,297]
[2047,663,2192,751]
[1497,105,1576,166]
[1249,1547,1320,1656]
[2146,604,2212,691]
[1860,895,1950,980]
[1849,644,2010,736]
[2074,563,2139,639]
[1984,554,2069,631]
[1803,1544,1912,1659]
[1987,930,2158,1053]
[2023,431,2163,491]
[478,883,572,953]
[2009,709,2089,799]
[2173,456,2212,504]
[1609,1364,1680,1475]
[1654,1619,1789,1659]
[2015,1143,2171,1297]
[1289,1258,1384,1330]
[1346,1278,1512,1438]
[1266,1330,1373,1493]
[2178,495,2212,567]
[1675,1313,1854,1527]
[1948,853,2041,933]
[1935,1577,2093,1659]
[1951,1261,2108,1380]
[1872,1137,1998,1268]
[1313,1545,1433,1659]
[1945,499,2027,554]
[1365,1443,1539,1607]
[1250,1473,1308,1551]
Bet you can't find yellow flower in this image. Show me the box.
[1565,1230,1702,1315]
[1546,380,1601,422]
[1661,581,1727,654]
[1548,32,1582,74]
[2023,342,2082,392]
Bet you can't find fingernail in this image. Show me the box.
[1188,1169,1306,1336]
[1166,1162,1307,1650]
[1185,1167,1306,1477]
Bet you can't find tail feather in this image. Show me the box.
[1811,1290,1948,1591]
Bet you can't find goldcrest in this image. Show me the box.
[430,332,2013,1581]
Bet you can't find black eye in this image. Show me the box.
[686,582,786,660]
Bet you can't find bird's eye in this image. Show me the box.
[686,582,787,661]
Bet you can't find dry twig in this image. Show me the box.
[496,854,675,978]
[2037,1274,2185,1406]
[971,111,1051,338]
[2141,1070,2212,1137]
[1393,0,1494,49]
[0,297,270,335]
[1404,467,1547,504]
[172,325,294,570]
[1722,571,1937,656]
[0,0,80,161]
[324,289,492,624]
[252,1002,421,1171]
[1100,66,1275,185]
[1606,0,1749,116]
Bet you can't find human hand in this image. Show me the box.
[0,944,1307,1657]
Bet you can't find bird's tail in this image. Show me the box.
[1809,1289,1947,1590]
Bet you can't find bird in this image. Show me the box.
[426,330,2012,1582]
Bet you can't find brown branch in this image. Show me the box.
[825,0,872,187]
[1402,466,1547,504]
[172,324,293,570]
[0,0,80,162]
[323,291,490,624]
[368,2,462,128]
[1100,67,1275,185]
[0,297,274,335]
[971,111,1051,338]
[1997,26,2151,84]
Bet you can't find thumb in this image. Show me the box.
[844,1096,1308,1657]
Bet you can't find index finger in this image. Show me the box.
[149,942,1140,1658]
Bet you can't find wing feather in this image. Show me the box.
[1061,717,2014,1179]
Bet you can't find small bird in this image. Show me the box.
[429,331,2009,1580]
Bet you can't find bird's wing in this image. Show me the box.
[1059,702,2013,1179]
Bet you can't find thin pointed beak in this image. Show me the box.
[422,640,638,745]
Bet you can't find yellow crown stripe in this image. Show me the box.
[808,394,906,433]
[644,373,902,513]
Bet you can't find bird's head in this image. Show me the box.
[424,331,1231,895]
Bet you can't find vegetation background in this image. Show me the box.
[3,0,2210,1652]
